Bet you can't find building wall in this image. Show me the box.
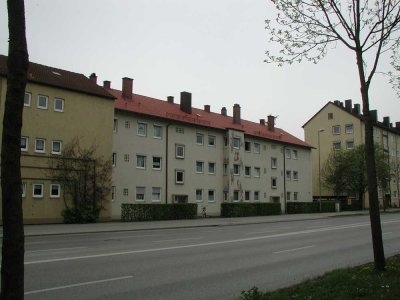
[0,78,114,224]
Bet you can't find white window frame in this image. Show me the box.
[152,156,162,170]
[196,133,204,145]
[153,125,162,139]
[346,140,354,150]
[137,122,147,137]
[293,171,299,181]
[285,148,291,159]
[124,154,130,162]
[175,170,184,184]
[233,138,240,149]
[112,153,117,167]
[254,191,260,201]
[35,138,46,153]
[32,183,44,198]
[271,157,277,169]
[50,184,61,198]
[175,144,185,159]
[136,155,146,169]
[208,162,216,174]
[345,124,353,134]
[332,125,341,135]
[123,188,129,196]
[208,189,216,202]
[254,143,260,154]
[333,142,341,150]
[233,164,240,175]
[292,150,298,159]
[196,189,203,202]
[223,163,228,175]
[271,177,277,189]
[254,167,261,178]
[21,183,26,198]
[24,92,31,107]
[111,186,116,202]
[21,136,28,152]
[245,191,250,201]
[54,98,64,112]
[52,140,62,155]
[286,170,292,181]
[196,161,204,173]
[113,119,118,133]
[152,187,161,202]
[37,95,48,109]
[125,121,131,129]
[208,135,216,147]
[135,187,145,201]
[286,191,291,201]
[245,166,251,177]
[233,190,240,202]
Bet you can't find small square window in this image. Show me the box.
[286,170,291,180]
[196,189,203,202]
[196,133,204,145]
[293,171,298,180]
[136,155,146,169]
[35,138,45,153]
[233,164,240,175]
[254,143,260,154]
[332,125,341,135]
[124,154,130,162]
[254,167,261,178]
[33,183,44,198]
[125,121,131,128]
[245,141,251,152]
[196,161,204,173]
[271,177,277,189]
[37,95,48,109]
[176,127,184,134]
[208,135,216,147]
[24,92,31,106]
[21,136,28,151]
[152,187,161,202]
[136,187,145,201]
[333,142,341,150]
[52,140,62,155]
[245,191,250,201]
[154,125,162,138]
[123,188,129,196]
[113,119,118,132]
[208,190,215,202]
[254,191,259,201]
[346,140,354,149]
[233,138,240,149]
[208,162,216,174]
[175,144,185,159]
[54,98,64,112]
[245,166,251,177]
[328,113,333,120]
[271,157,277,169]
[233,190,240,202]
[153,156,161,170]
[112,153,117,167]
[137,122,147,136]
[50,184,61,198]
[175,170,184,184]
[292,150,298,159]
[345,124,353,134]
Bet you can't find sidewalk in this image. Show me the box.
[2,209,389,237]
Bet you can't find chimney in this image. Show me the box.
[122,77,133,100]
[180,91,192,114]
[383,116,390,127]
[221,107,227,116]
[267,115,275,132]
[233,104,241,124]
[103,80,111,89]
[369,110,378,122]
[333,100,340,106]
[340,101,344,107]
[89,73,97,84]
[167,96,174,103]
[345,99,352,111]
[352,103,361,115]
[260,119,266,125]
[396,122,400,130]
[204,105,210,112]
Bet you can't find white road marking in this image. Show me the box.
[152,237,203,243]
[383,232,393,235]
[25,219,400,265]
[246,230,277,235]
[24,276,133,295]
[27,247,87,253]
[274,245,315,254]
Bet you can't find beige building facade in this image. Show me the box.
[303,100,400,208]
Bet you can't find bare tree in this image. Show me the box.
[1,0,28,298]
[266,0,400,270]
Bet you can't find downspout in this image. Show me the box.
[283,145,287,214]
[165,123,171,204]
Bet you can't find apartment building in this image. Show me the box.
[303,100,400,208]
[109,78,313,218]
[0,55,115,224]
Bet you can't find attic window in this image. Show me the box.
[328,113,333,120]
[52,71,61,76]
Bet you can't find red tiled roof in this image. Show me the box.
[112,89,311,148]
[0,55,115,100]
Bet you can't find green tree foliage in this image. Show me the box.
[47,137,112,223]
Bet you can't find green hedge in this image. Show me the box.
[287,201,336,214]
[221,203,281,218]
[121,203,198,221]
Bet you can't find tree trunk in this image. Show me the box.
[356,50,385,271]
[1,0,28,298]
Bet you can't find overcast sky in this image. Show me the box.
[1,0,399,139]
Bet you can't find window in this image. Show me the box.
[113,119,118,132]
[154,125,162,138]
[233,190,240,202]
[54,98,64,112]
[254,167,261,178]
[112,153,117,167]
[24,92,31,106]
[196,133,204,145]
[123,188,129,196]
[21,183,26,198]
[345,124,353,134]
[286,191,291,201]
[333,142,341,150]
[233,164,240,175]
[346,140,354,149]
[175,170,184,184]
[196,161,204,173]
[286,170,292,180]
[33,183,44,198]
[285,148,291,159]
[293,171,298,181]
[233,137,240,149]
[254,191,260,201]
[271,177,277,189]
[21,136,28,151]
[124,154,130,162]
[208,162,216,174]
[208,190,215,202]
[223,163,228,175]
[37,95,48,109]
[136,187,145,201]
[328,113,333,119]
[292,150,298,159]
[52,140,62,155]
[208,135,216,147]
[254,143,260,154]
[245,141,251,152]
[136,155,146,169]
[271,157,277,169]
[245,191,250,201]
[152,187,161,202]
[332,125,341,135]
[245,166,251,177]
[35,138,45,153]
[175,144,185,159]
[137,122,147,136]
[50,184,61,198]
[111,186,116,202]
[294,192,298,201]
[125,121,131,128]
[176,127,184,134]
[152,156,161,170]
[196,189,203,202]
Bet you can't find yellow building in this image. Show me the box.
[303,100,400,208]
[0,55,115,224]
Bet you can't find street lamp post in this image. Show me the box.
[318,128,325,212]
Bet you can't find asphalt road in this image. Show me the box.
[22,214,400,299]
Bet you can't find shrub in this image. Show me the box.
[121,203,198,221]
[62,205,101,223]
[220,203,281,217]
[287,201,336,214]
